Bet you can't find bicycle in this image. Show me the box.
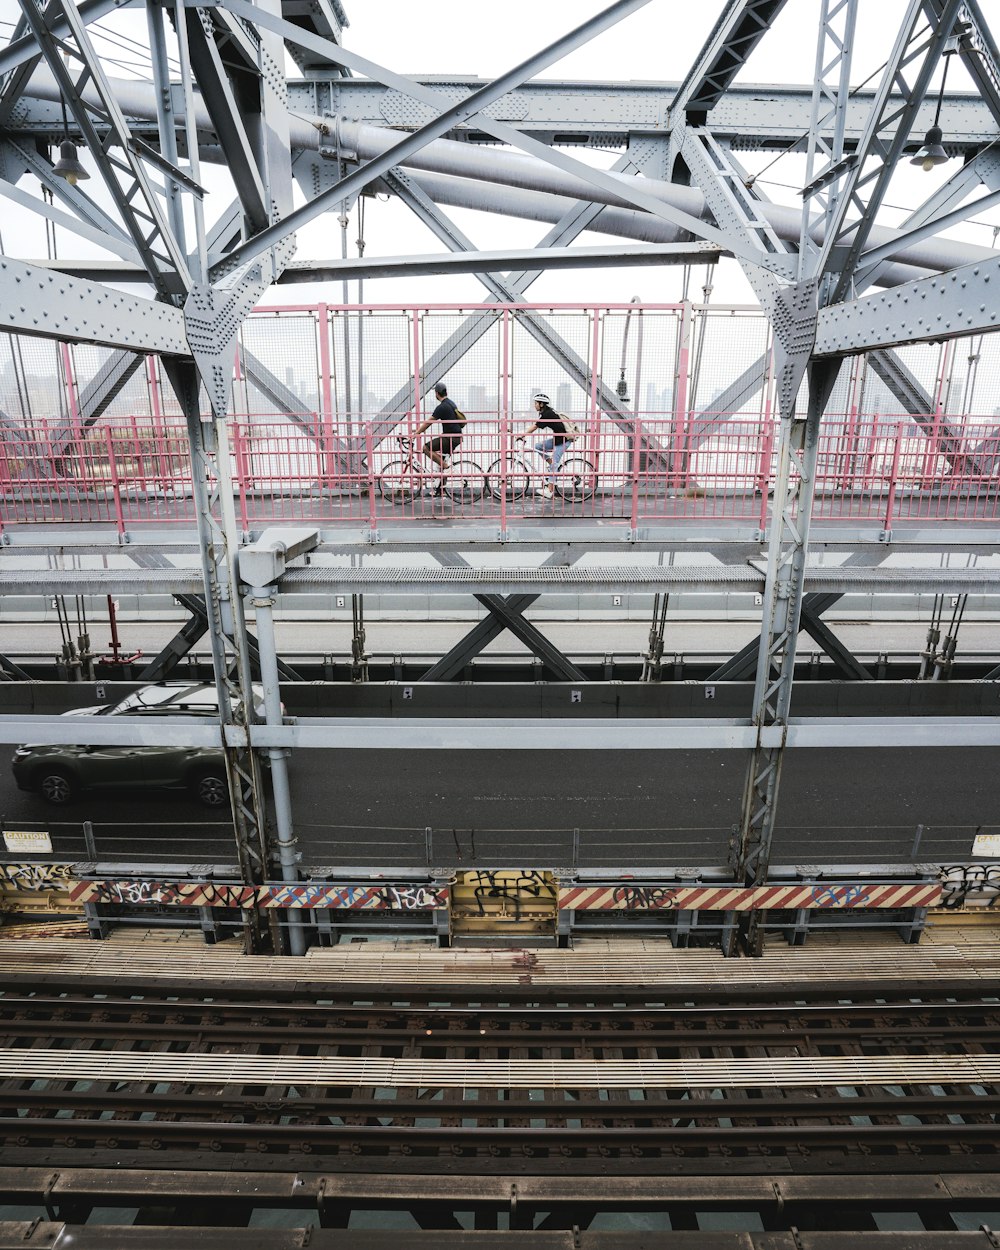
[377,435,485,504]
[487,439,598,502]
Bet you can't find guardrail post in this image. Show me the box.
[82,820,98,860]
[104,425,125,536]
[630,419,642,530]
[81,823,108,940]
[883,420,905,532]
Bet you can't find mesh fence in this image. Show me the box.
[2,302,999,529]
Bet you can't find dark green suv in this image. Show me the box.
[12,682,264,807]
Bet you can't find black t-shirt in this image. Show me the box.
[433,397,464,436]
[535,405,568,443]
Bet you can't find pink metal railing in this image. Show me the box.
[2,412,998,533]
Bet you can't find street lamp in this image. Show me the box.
[911,46,955,172]
[51,94,88,185]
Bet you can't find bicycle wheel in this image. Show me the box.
[555,456,598,501]
[378,460,417,502]
[487,454,531,501]
[443,458,485,503]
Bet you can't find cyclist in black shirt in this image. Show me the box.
[517,392,569,499]
[414,382,466,493]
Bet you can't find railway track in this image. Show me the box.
[1,985,997,1173]
[0,937,998,1240]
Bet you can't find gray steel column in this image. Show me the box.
[162,359,274,954]
[729,343,842,954]
[248,584,305,957]
[727,1,862,955]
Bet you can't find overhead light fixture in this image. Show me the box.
[911,43,955,172]
[616,368,631,406]
[52,138,89,185]
[52,91,88,186]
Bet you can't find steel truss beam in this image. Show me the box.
[816,255,1000,355]
[160,359,274,953]
[814,0,965,304]
[378,163,673,468]
[421,551,586,683]
[669,0,790,125]
[211,0,663,278]
[215,0,797,280]
[729,342,843,955]
[6,563,998,598]
[931,0,1000,126]
[17,0,193,301]
[0,255,187,352]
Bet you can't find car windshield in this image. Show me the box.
[108,685,217,716]
[106,684,265,718]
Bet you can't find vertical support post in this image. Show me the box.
[317,303,335,486]
[588,306,600,452]
[162,359,274,955]
[232,420,251,534]
[103,424,125,536]
[80,821,107,939]
[248,584,305,956]
[59,344,81,441]
[730,351,841,956]
[630,417,642,531]
[412,307,423,428]
[884,420,904,532]
[500,306,510,536]
[673,299,692,489]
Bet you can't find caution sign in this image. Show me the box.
[972,832,1000,857]
[3,830,53,854]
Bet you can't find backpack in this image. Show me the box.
[453,407,467,424]
[560,414,580,440]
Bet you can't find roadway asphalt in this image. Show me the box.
[4,618,995,872]
[4,743,993,872]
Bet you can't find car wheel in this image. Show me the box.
[37,767,77,805]
[192,770,229,808]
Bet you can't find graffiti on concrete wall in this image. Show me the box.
[66,879,448,910]
[466,870,556,921]
[0,863,74,891]
[938,863,1000,909]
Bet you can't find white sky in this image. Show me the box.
[1,0,998,309]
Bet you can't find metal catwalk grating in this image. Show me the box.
[2,565,997,594]
[0,1047,998,1088]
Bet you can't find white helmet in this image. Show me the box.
[532,392,550,404]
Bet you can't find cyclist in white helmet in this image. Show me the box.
[517,392,571,500]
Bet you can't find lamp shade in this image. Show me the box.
[910,124,948,172]
[52,140,89,185]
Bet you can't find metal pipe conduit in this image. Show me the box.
[20,73,1000,286]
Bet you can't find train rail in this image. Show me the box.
[1,984,997,1174]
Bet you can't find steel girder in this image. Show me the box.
[161,358,274,952]
[421,551,587,684]
[813,0,965,304]
[669,0,790,125]
[2,712,999,751]
[17,0,193,301]
[930,0,1000,127]
[728,354,842,955]
[210,0,661,277]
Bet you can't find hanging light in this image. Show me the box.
[911,45,954,172]
[52,138,89,185]
[616,368,631,406]
[52,92,88,186]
